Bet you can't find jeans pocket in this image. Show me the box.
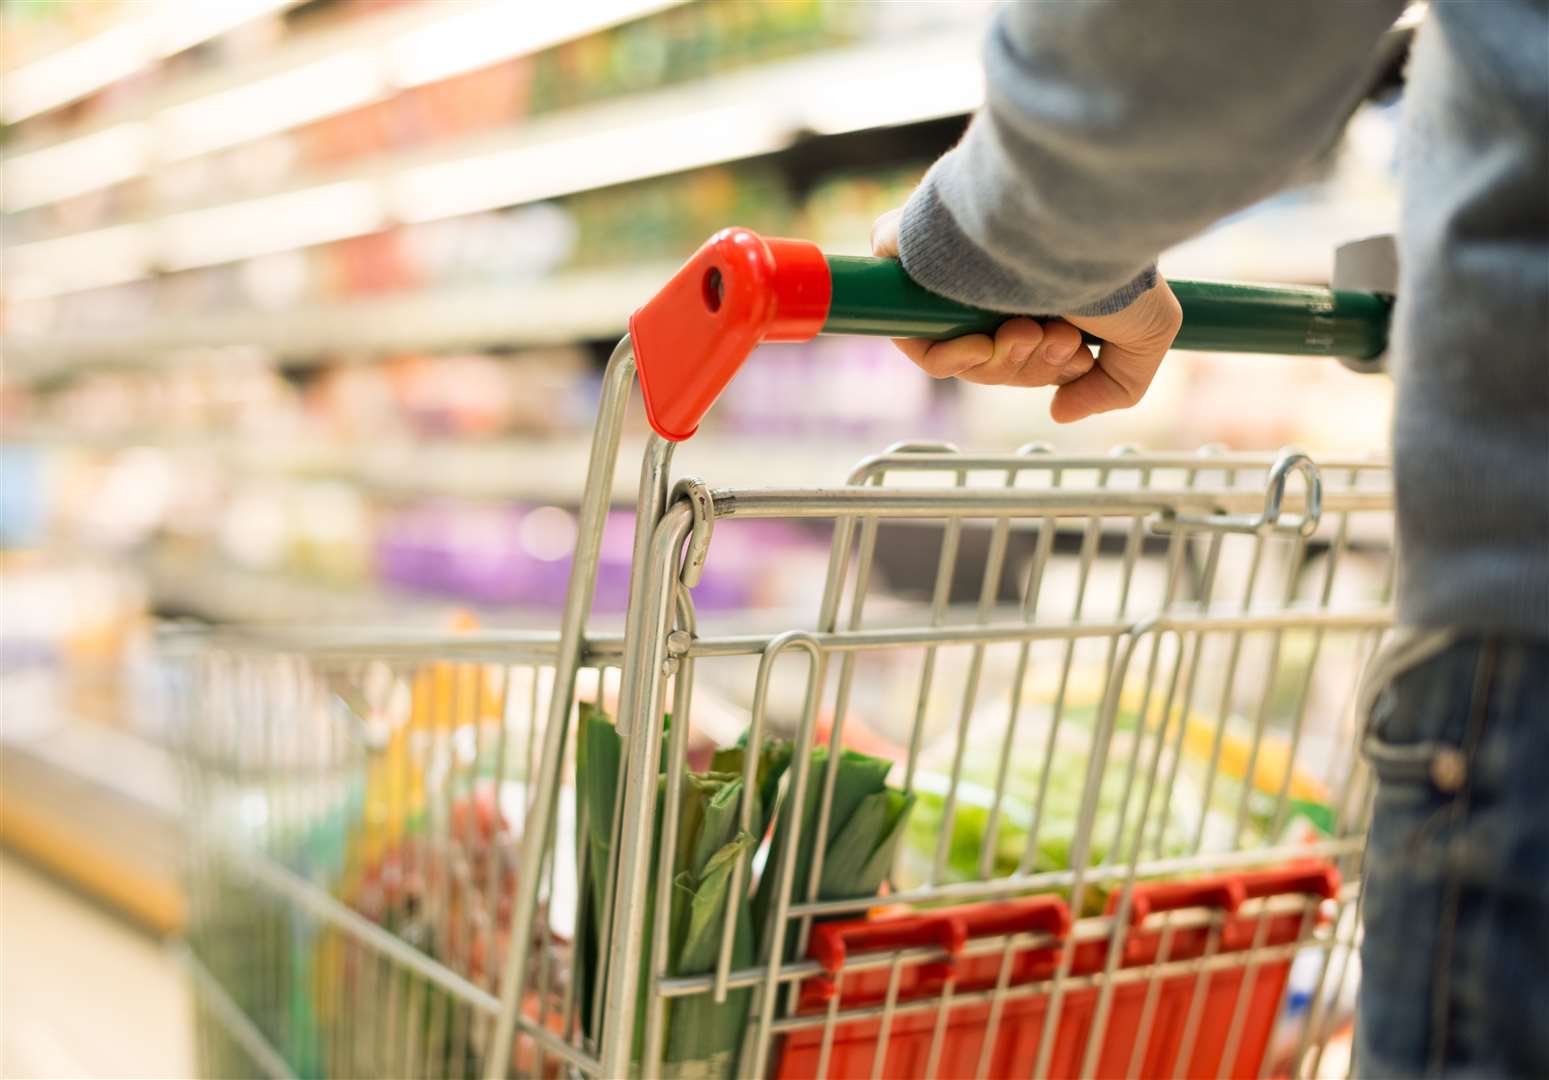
[1361,656,1471,796]
[1362,731,1466,792]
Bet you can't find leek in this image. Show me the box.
[753,746,916,955]
[574,706,794,1077]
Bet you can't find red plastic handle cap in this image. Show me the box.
[628,228,831,441]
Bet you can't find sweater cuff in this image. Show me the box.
[1069,265,1158,316]
[898,178,1158,316]
[898,181,1036,313]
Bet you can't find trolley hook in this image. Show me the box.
[671,478,715,589]
[1153,448,1323,537]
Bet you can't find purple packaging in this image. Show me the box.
[375,503,823,613]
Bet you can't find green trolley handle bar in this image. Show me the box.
[824,255,1391,357]
[629,228,1392,442]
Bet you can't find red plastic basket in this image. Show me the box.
[775,861,1339,1080]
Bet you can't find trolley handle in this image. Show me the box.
[822,256,1390,358]
[629,228,1394,442]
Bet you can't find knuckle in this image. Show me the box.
[1000,317,1045,344]
[923,336,992,378]
[921,356,963,379]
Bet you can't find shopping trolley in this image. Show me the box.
[172,229,1397,1080]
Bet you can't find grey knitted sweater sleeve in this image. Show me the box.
[899,0,1405,316]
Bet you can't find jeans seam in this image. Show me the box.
[1426,638,1497,1075]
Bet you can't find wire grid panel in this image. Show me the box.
[173,633,612,1079]
[620,447,1392,1080]
[171,445,1393,1080]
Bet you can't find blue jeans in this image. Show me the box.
[1356,637,1549,1078]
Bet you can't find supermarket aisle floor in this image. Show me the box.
[1,852,194,1079]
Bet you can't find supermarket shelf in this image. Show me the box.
[2,0,303,127]
[3,265,671,377]
[138,549,551,627]
[0,713,185,935]
[135,551,854,633]
[3,0,682,164]
[133,549,1055,635]
[5,27,982,296]
[133,549,855,632]
[230,433,897,502]
[8,430,897,502]
[178,25,980,233]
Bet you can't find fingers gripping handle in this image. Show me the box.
[629,227,1393,443]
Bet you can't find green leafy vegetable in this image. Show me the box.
[753,746,916,952]
[574,706,799,1077]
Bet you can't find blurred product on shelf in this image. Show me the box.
[720,338,938,439]
[376,507,824,613]
[7,346,591,443]
[798,162,929,254]
[0,551,151,732]
[19,160,795,340]
[566,166,790,271]
[16,349,299,440]
[1,0,137,69]
[0,446,47,548]
[9,340,936,453]
[292,0,857,174]
[2,0,866,247]
[307,349,591,439]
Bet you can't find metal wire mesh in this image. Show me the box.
[174,636,605,1078]
[174,444,1392,1080]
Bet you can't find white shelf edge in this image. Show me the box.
[2,0,306,127]
[3,0,685,157]
[7,430,893,502]
[2,264,673,377]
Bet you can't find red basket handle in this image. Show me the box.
[810,894,1073,975]
[1108,861,1341,927]
[803,895,1073,1007]
[950,895,1072,943]
[804,913,964,1007]
[811,913,965,975]
[1113,878,1247,926]
[1236,860,1341,903]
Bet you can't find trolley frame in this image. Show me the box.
[176,231,1395,1080]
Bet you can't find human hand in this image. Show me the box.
[871,208,1182,423]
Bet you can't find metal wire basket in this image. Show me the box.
[171,230,1394,1080]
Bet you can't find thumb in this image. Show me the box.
[1048,340,1160,423]
[1049,280,1181,423]
[871,208,903,258]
